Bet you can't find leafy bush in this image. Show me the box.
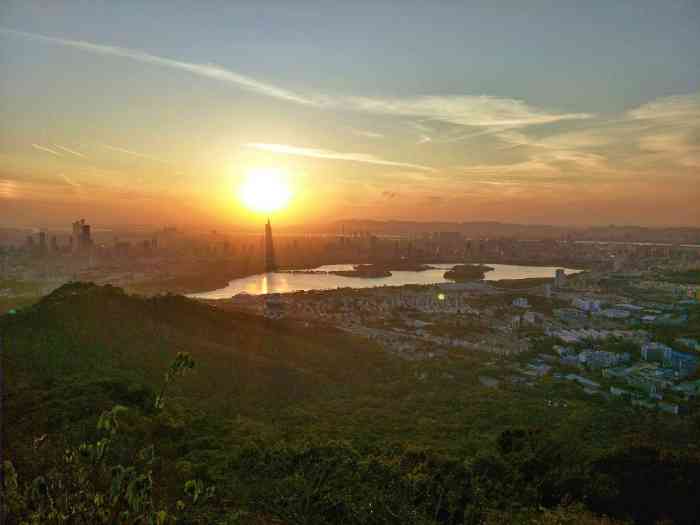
[3,353,216,525]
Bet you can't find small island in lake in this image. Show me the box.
[330,264,392,278]
[444,264,494,281]
[279,263,433,276]
[326,262,436,278]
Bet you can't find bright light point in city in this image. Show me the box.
[437,293,446,301]
[239,167,292,213]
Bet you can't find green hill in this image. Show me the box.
[2,282,404,444]
[2,282,699,524]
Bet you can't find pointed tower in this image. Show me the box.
[264,218,276,272]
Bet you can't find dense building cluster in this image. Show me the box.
[233,261,700,415]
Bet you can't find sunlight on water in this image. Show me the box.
[190,264,581,299]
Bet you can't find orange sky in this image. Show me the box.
[1,5,699,228]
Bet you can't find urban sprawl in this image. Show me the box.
[2,220,700,416]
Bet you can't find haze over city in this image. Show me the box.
[1,1,699,228]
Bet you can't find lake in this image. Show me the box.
[190,263,582,299]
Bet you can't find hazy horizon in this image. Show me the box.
[1,1,699,228]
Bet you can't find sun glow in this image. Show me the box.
[239,167,292,213]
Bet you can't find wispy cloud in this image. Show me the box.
[487,93,700,176]
[53,144,86,158]
[627,92,700,122]
[328,95,592,129]
[470,180,525,186]
[0,27,313,106]
[456,141,611,179]
[102,144,187,175]
[626,92,700,169]
[32,144,62,156]
[349,129,384,139]
[456,159,559,177]
[101,144,169,165]
[245,143,435,172]
[58,173,82,189]
[2,27,591,131]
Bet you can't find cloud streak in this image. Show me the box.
[53,144,86,158]
[32,144,62,156]
[2,27,591,130]
[101,144,187,175]
[327,95,592,129]
[349,128,384,139]
[58,173,82,189]
[102,144,171,165]
[0,27,313,106]
[245,143,435,172]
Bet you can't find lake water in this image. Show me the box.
[190,263,582,299]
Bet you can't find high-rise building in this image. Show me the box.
[81,224,91,245]
[38,231,47,255]
[265,218,276,272]
[72,219,83,252]
[71,219,93,253]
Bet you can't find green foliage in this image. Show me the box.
[530,336,558,354]
[589,446,700,524]
[483,503,630,524]
[444,265,493,281]
[600,337,640,354]
[3,283,700,525]
[661,269,700,285]
[3,352,216,525]
[97,405,130,435]
[155,352,195,411]
[217,430,675,525]
[225,441,466,524]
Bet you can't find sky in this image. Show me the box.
[1,1,699,228]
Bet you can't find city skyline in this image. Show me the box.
[1,2,699,228]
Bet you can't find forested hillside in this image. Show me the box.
[2,283,699,524]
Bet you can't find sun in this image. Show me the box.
[239,167,292,213]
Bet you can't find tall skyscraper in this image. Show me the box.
[38,231,47,255]
[71,219,93,253]
[265,218,276,272]
[72,219,83,253]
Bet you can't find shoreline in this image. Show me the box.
[186,262,583,298]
